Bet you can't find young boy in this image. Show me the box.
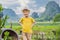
[19,9,35,40]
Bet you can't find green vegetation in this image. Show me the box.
[0,2,60,40]
[0,4,3,34]
[54,14,60,22]
[3,31,13,40]
[0,4,3,12]
[5,22,60,40]
[0,4,9,34]
[4,31,9,40]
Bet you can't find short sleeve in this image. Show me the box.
[19,18,23,23]
[31,18,35,23]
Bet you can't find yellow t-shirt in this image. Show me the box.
[19,17,35,33]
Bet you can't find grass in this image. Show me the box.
[4,22,60,34]
[3,22,60,40]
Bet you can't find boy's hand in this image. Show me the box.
[19,21,22,26]
[32,22,36,27]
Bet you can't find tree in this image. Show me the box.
[53,14,60,22]
[0,4,3,18]
[0,4,9,34]
[0,4,3,34]
[31,12,39,18]
[0,4,3,12]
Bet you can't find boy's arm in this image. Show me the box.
[32,18,36,27]
[32,21,36,27]
[19,18,23,26]
[19,21,22,26]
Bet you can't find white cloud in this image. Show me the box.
[30,7,46,13]
[33,4,37,7]
[18,0,30,7]
[0,0,38,14]
[13,6,30,14]
[13,6,46,14]
[0,0,16,5]
[0,0,18,8]
[38,7,46,13]
[13,7,26,14]
[13,0,37,14]
[28,0,36,4]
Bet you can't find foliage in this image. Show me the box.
[4,31,9,40]
[40,1,60,21]
[5,22,60,40]
[0,4,3,12]
[0,15,9,34]
[53,14,60,22]
[0,4,3,34]
[31,12,39,18]
[56,27,60,40]
[0,4,9,34]
[2,15,9,27]
[3,31,12,40]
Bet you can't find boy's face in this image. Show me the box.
[23,11,30,17]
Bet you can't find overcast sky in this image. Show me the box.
[0,0,60,14]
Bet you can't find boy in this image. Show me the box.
[19,9,35,40]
